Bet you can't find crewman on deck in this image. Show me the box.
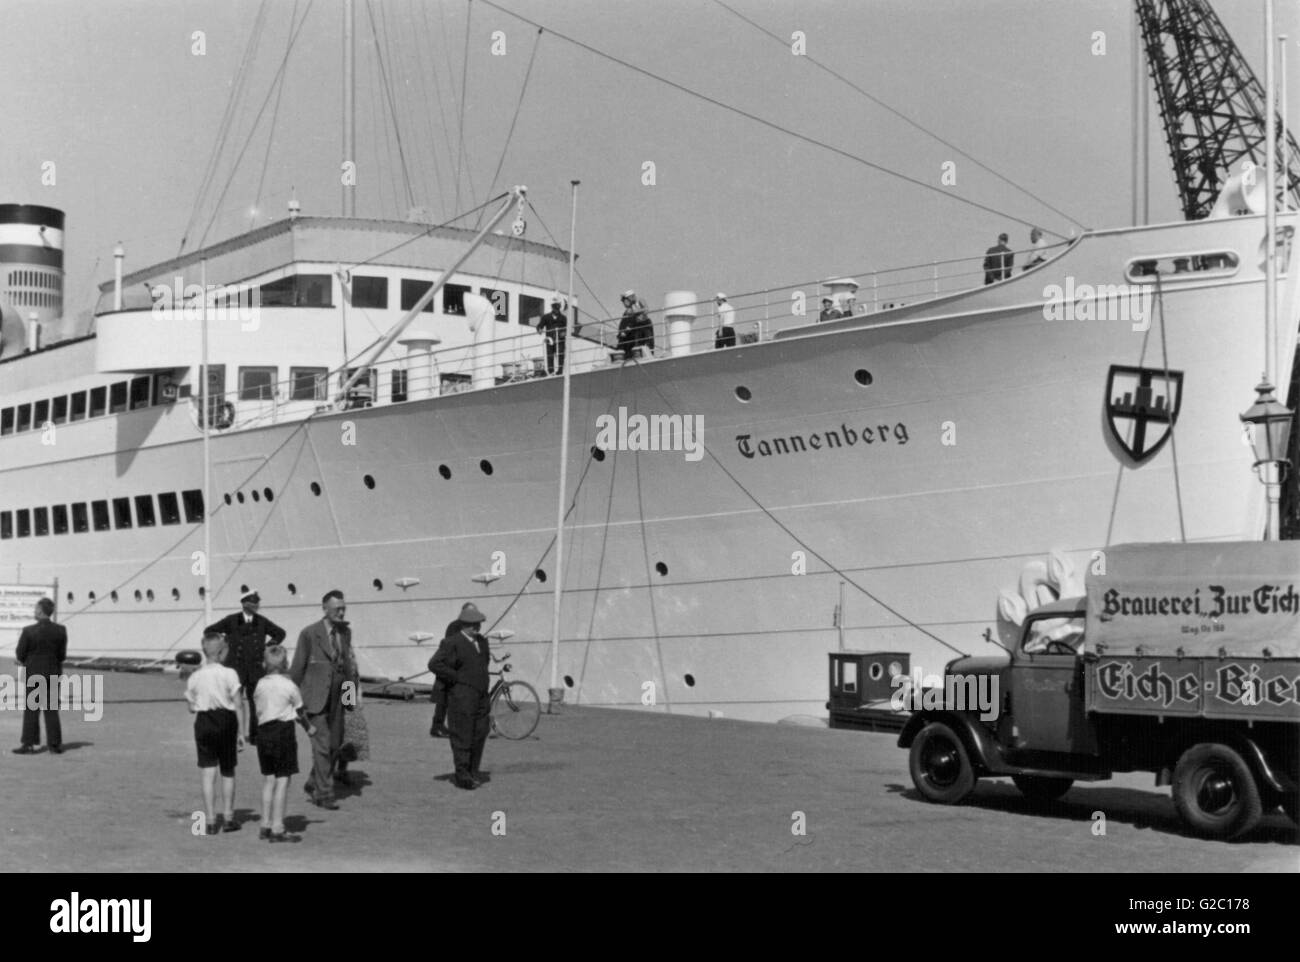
[818,297,840,322]
[207,590,287,744]
[713,293,737,348]
[983,233,1014,284]
[617,291,655,360]
[537,297,569,375]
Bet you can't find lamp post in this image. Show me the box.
[1240,377,1295,540]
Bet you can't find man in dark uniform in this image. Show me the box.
[206,589,286,743]
[983,232,1014,284]
[536,297,568,375]
[429,604,491,789]
[13,597,67,754]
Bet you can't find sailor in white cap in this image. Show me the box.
[713,293,736,349]
[537,295,569,375]
[206,589,287,743]
[618,290,654,360]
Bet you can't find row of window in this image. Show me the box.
[0,490,204,539]
[7,269,59,290]
[8,290,61,308]
[1,374,172,437]
[208,272,552,326]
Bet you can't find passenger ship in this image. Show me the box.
[1,5,1297,722]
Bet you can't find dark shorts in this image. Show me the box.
[256,719,299,778]
[194,708,238,776]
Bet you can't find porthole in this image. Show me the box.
[224,493,233,506]
[364,474,375,489]
[310,482,322,496]
[133,590,142,602]
[198,587,206,599]
[439,465,451,480]
[563,675,575,688]
[734,385,752,402]
[684,673,696,687]
[172,588,181,601]
[373,578,383,590]
[251,490,261,502]
[480,460,493,476]
[88,591,96,602]
[66,591,74,604]
[240,584,249,595]
[591,446,606,462]
[655,562,668,576]
[868,661,884,681]
[146,589,155,602]
[535,568,548,583]
[236,492,245,504]
[287,583,297,595]
[264,488,274,502]
[854,369,873,386]
[111,590,119,603]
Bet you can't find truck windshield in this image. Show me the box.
[1022,614,1085,653]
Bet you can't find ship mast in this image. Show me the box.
[342,0,356,218]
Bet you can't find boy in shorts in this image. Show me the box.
[253,644,315,842]
[185,631,247,835]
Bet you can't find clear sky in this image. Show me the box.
[2,0,1297,328]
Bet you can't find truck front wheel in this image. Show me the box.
[909,722,977,804]
[1171,743,1263,840]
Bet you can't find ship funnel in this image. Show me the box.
[664,291,697,356]
[0,204,65,357]
[1209,164,1266,219]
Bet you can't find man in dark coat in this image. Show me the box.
[429,604,491,789]
[983,232,1014,284]
[290,590,358,810]
[14,597,67,754]
[206,589,286,742]
[536,297,569,375]
[430,603,480,738]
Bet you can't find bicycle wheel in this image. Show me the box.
[491,680,541,740]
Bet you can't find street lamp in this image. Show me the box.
[1240,377,1294,540]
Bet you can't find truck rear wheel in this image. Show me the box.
[909,722,977,804]
[1012,775,1074,802]
[1171,743,1262,840]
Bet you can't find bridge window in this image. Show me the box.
[391,369,408,403]
[52,395,68,424]
[134,495,156,527]
[91,500,110,531]
[480,287,509,322]
[400,278,436,312]
[0,511,10,539]
[89,387,107,418]
[52,504,68,535]
[129,376,151,410]
[352,275,388,309]
[16,509,30,537]
[112,497,132,529]
[181,489,205,522]
[16,403,31,432]
[109,381,128,414]
[71,502,89,533]
[158,492,181,525]
[520,294,545,327]
[259,273,333,308]
[443,283,470,315]
[290,367,328,401]
[1,408,12,435]
[1125,251,1239,283]
[33,507,49,536]
[33,399,49,426]
[239,366,277,401]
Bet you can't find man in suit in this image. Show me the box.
[290,589,358,810]
[430,603,478,738]
[429,604,491,789]
[14,597,67,755]
[206,589,286,743]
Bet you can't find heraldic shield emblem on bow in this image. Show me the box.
[1106,365,1184,463]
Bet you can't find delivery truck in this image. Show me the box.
[898,541,1300,839]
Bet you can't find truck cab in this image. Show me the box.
[898,541,1300,839]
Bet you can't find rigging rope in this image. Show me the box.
[708,0,1086,233]
[250,0,297,230]
[455,0,474,214]
[366,0,417,213]
[1155,273,1187,542]
[477,27,544,229]
[479,0,1067,238]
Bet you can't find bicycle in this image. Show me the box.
[488,650,541,739]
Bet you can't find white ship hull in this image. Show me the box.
[3,214,1297,721]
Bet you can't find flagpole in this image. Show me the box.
[201,256,213,625]
[548,180,578,713]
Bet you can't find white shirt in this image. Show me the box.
[186,663,242,712]
[715,301,735,330]
[254,673,304,724]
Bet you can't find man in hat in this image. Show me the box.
[429,602,478,738]
[290,590,358,810]
[818,297,840,322]
[617,290,654,360]
[206,590,287,743]
[713,293,736,349]
[429,604,492,789]
[537,296,569,375]
[983,232,1014,284]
